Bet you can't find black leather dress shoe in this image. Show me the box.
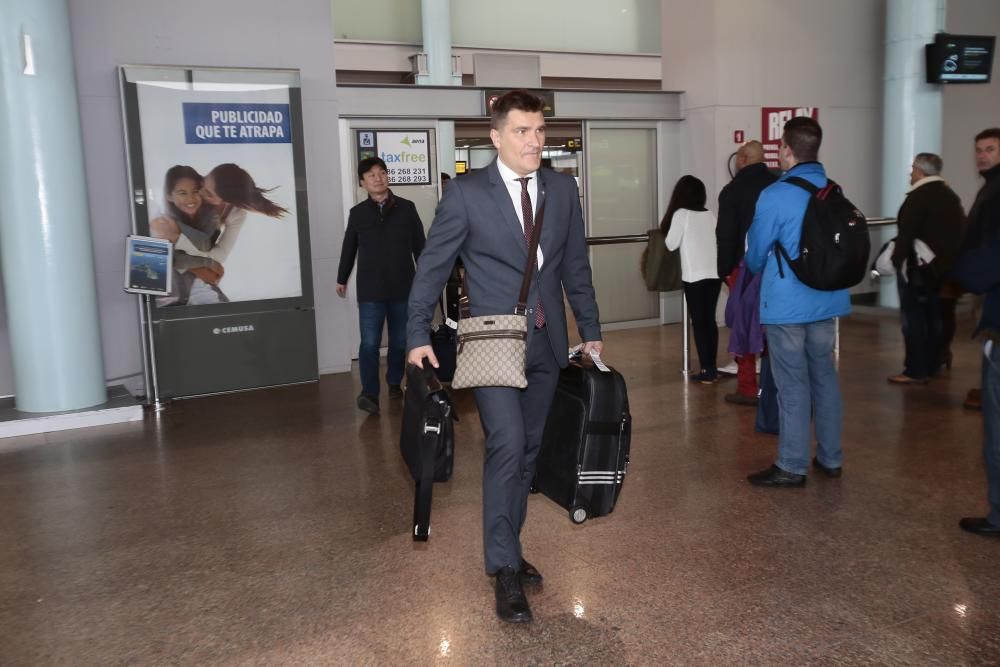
[812,457,842,478]
[494,566,532,623]
[520,559,543,586]
[959,517,1000,537]
[356,393,379,416]
[388,384,403,399]
[748,464,806,488]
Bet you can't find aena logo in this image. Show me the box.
[400,135,426,147]
[213,325,255,335]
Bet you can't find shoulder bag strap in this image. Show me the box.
[458,199,547,318]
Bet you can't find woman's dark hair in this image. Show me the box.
[164,165,203,222]
[659,175,707,234]
[209,163,288,218]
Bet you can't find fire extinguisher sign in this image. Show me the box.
[761,107,819,169]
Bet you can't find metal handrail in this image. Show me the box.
[584,221,896,374]
[585,234,648,245]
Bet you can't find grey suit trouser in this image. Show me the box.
[473,330,560,574]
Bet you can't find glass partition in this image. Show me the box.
[585,125,659,323]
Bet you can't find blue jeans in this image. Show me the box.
[898,277,942,379]
[358,300,408,399]
[765,320,843,475]
[980,340,1000,527]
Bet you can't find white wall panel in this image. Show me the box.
[662,0,886,216]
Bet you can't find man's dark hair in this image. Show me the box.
[975,128,1000,143]
[490,90,545,130]
[782,117,823,163]
[358,157,388,182]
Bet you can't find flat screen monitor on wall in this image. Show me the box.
[926,33,995,83]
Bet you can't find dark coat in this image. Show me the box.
[960,163,1000,252]
[954,164,1000,336]
[716,162,777,278]
[891,178,966,277]
[337,191,426,302]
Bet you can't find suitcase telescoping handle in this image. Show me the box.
[621,414,631,475]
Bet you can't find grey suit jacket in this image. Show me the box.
[407,160,601,367]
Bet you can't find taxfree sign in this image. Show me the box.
[761,107,819,169]
[374,131,431,185]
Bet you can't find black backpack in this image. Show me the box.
[775,177,870,290]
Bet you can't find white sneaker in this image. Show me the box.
[718,360,738,376]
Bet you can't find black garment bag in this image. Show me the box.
[400,359,456,541]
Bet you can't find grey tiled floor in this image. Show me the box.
[1,311,998,665]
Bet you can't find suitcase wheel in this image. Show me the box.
[570,505,589,525]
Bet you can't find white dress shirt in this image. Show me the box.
[496,158,544,268]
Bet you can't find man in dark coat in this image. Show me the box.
[337,157,426,416]
[953,127,1000,538]
[887,152,965,384]
[717,140,776,405]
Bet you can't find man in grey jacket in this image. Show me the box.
[406,90,603,623]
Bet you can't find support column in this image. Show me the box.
[879,0,946,307]
[0,0,107,411]
[419,0,460,179]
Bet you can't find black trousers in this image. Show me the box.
[684,279,722,373]
[898,276,942,379]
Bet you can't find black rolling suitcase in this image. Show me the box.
[400,360,456,541]
[534,354,630,524]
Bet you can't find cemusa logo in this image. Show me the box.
[213,325,256,335]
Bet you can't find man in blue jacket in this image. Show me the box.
[744,117,849,487]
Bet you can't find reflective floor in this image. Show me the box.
[2,310,999,665]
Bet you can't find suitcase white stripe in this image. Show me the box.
[577,470,625,485]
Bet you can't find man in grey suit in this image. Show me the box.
[407,90,603,624]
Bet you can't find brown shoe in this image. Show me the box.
[964,388,982,411]
[887,374,928,385]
